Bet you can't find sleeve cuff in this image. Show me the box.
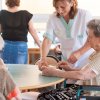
[43,33,53,42]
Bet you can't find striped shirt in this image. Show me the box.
[89,52,100,75]
[80,52,100,96]
[76,52,100,86]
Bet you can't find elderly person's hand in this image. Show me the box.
[42,66,58,77]
[57,61,72,71]
[38,58,48,71]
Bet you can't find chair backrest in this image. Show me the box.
[34,55,59,67]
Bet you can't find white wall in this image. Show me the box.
[2,0,54,14]
[78,0,100,17]
[0,0,2,10]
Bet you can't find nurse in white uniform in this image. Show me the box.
[39,0,94,70]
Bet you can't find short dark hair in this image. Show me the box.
[53,0,78,19]
[87,19,100,37]
[6,0,20,8]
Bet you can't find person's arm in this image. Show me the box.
[76,38,91,56]
[68,10,93,64]
[28,19,41,47]
[38,14,55,70]
[38,37,52,70]
[0,58,21,100]
[4,69,21,100]
[57,61,81,71]
[68,39,91,64]
[7,87,21,100]
[41,37,52,59]
[42,66,83,80]
[42,64,96,80]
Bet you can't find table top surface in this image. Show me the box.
[7,64,64,90]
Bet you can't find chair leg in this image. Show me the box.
[56,81,67,89]
[56,83,62,89]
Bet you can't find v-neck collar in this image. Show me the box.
[60,16,74,38]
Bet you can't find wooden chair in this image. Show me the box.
[34,55,59,67]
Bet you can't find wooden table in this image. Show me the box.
[7,64,64,90]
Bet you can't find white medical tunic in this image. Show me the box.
[44,9,93,67]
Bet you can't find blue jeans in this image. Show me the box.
[2,40,28,64]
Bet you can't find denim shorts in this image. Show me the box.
[2,40,28,64]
